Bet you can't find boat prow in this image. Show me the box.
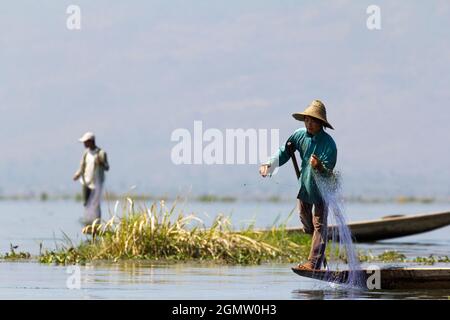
[292,266,450,290]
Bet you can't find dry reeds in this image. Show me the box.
[39,199,311,265]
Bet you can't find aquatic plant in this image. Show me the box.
[35,198,450,267]
[196,194,237,203]
[39,200,312,265]
[376,250,407,262]
[358,250,407,263]
[0,244,32,260]
[412,255,450,265]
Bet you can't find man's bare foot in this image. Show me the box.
[295,263,318,271]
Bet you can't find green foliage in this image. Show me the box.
[359,250,407,263]
[33,199,450,267]
[412,255,450,265]
[1,244,31,260]
[39,200,311,265]
[196,195,236,203]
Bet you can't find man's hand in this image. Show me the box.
[259,164,271,177]
[310,154,323,171]
[96,153,109,170]
[73,173,80,181]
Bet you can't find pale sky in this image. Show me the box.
[1,1,449,198]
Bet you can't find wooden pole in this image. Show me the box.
[287,142,301,179]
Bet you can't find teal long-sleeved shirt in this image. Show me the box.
[267,127,337,204]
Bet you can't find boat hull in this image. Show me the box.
[292,267,450,290]
[283,211,450,242]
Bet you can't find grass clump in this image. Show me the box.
[1,244,32,260]
[196,194,236,203]
[39,200,311,265]
[359,252,450,264]
[376,250,407,262]
[36,199,448,267]
[412,255,450,265]
[359,250,407,263]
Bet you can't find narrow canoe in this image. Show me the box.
[292,266,450,290]
[281,211,450,242]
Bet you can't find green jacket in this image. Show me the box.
[268,128,337,204]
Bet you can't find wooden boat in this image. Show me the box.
[281,211,450,242]
[292,266,450,290]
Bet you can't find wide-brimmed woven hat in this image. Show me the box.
[292,99,334,130]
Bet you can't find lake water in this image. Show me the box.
[0,199,449,299]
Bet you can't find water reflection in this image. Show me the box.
[0,260,449,299]
[292,287,450,300]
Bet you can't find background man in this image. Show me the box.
[73,132,110,224]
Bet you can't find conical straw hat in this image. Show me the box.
[292,99,334,129]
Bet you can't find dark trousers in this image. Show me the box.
[298,199,328,269]
[82,185,92,207]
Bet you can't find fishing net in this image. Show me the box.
[312,170,366,289]
[84,178,103,225]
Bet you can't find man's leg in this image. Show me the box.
[307,201,328,269]
[298,199,314,235]
[82,185,91,207]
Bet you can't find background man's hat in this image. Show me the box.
[292,99,334,129]
[79,132,95,142]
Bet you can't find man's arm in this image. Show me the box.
[102,152,110,171]
[98,150,110,171]
[73,152,85,181]
[260,130,302,177]
[311,144,337,176]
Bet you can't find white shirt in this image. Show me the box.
[80,149,99,189]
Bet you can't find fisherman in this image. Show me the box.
[259,100,337,271]
[73,132,110,224]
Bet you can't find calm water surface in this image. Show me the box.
[0,200,449,299]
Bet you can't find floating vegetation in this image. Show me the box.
[0,244,32,260]
[412,255,450,265]
[376,250,407,262]
[39,247,88,265]
[343,196,440,204]
[196,194,237,203]
[39,201,312,265]
[395,196,435,204]
[267,196,282,203]
[36,199,450,267]
[0,196,434,267]
[359,250,407,263]
[40,192,49,201]
[352,252,449,265]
